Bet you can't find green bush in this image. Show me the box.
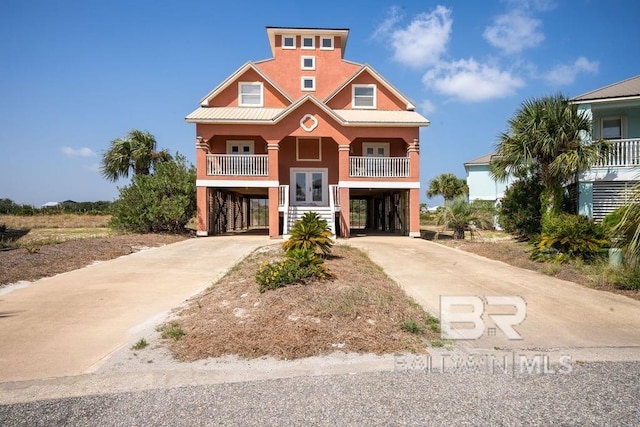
[282,211,333,255]
[531,213,608,262]
[109,154,195,233]
[256,248,333,293]
[498,176,542,239]
[607,265,640,291]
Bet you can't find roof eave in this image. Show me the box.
[570,94,640,105]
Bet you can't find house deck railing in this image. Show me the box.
[206,154,268,176]
[597,138,640,167]
[349,156,410,178]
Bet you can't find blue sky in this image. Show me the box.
[1,0,639,207]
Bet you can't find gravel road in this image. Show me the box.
[2,361,638,426]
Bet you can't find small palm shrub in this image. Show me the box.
[435,197,494,239]
[531,213,608,263]
[256,248,334,293]
[282,211,333,255]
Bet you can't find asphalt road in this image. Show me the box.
[1,361,638,426]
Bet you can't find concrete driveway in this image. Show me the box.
[0,235,269,383]
[348,236,640,360]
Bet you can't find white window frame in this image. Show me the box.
[352,84,376,109]
[301,36,315,50]
[301,56,315,70]
[320,36,334,50]
[600,116,626,140]
[301,76,316,92]
[226,140,255,154]
[282,35,296,49]
[238,82,263,107]
[362,142,389,157]
[296,137,322,161]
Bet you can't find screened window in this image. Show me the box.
[352,84,376,108]
[602,117,623,140]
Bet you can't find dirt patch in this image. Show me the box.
[0,234,188,286]
[164,245,440,361]
[438,238,640,301]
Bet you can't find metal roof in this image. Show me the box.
[464,152,495,166]
[334,109,429,126]
[186,107,284,122]
[571,75,640,103]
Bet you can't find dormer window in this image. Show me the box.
[302,36,315,49]
[238,82,263,107]
[282,35,296,49]
[352,84,376,109]
[320,36,334,50]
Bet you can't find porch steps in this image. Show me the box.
[285,206,336,236]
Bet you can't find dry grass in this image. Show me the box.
[165,245,440,361]
[0,214,111,229]
[0,234,187,285]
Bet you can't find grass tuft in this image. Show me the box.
[131,338,149,350]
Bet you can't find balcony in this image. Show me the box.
[206,154,268,176]
[596,138,640,168]
[349,156,410,178]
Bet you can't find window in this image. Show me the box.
[282,35,296,49]
[352,84,376,109]
[320,36,334,50]
[362,142,389,157]
[226,140,254,154]
[301,56,315,70]
[601,116,624,140]
[301,36,315,49]
[238,82,263,107]
[301,77,316,91]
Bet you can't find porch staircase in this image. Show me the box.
[285,206,336,236]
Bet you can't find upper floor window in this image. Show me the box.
[301,77,316,91]
[238,82,263,107]
[301,56,315,70]
[352,84,376,109]
[301,36,315,49]
[363,142,389,157]
[320,36,334,50]
[601,116,624,140]
[282,35,296,49]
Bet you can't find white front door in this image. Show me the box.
[291,169,327,206]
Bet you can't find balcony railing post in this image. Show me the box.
[206,154,269,176]
[348,156,410,177]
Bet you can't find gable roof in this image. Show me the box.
[324,64,417,110]
[198,62,293,107]
[464,152,495,166]
[571,75,640,103]
[186,95,429,127]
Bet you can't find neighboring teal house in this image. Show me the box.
[572,75,640,221]
[464,152,515,204]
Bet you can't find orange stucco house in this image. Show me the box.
[186,27,429,238]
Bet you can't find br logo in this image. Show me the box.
[440,296,526,340]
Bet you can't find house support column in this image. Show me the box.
[267,141,280,238]
[338,144,351,238]
[408,139,421,237]
[196,186,208,236]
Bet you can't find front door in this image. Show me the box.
[291,169,327,206]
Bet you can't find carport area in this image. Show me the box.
[206,188,269,235]
[348,189,410,236]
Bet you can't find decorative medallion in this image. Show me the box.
[300,114,318,132]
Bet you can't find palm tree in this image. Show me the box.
[491,94,610,215]
[435,197,494,239]
[100,130,172,182]
[427,173,468,202]
[282,211,334,255]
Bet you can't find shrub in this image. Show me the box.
[256,248,333,293]
[531,213,608,262]
[109,154,196,233]
[282,211,333,255]
[498,176,542,239]
[435,197,494,239]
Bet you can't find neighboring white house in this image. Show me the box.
[464,152,516,204]
[572,75,640,221]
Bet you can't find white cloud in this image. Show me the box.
[61,146,96,157]
[484,11,544,54]
[422,59,525,102]
[420,99,437,115]
[544,56,599,85]
[503,0,556,12]
[374,5,453,68]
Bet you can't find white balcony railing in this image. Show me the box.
[206,154,268,176]
[349,156,410,178]
[597,138,640,167]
